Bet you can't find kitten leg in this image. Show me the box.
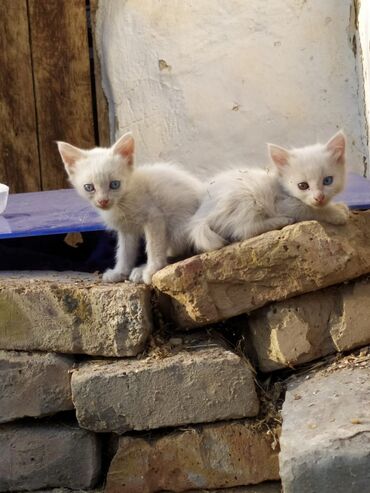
[130,218,168,284]
[311,203,350,225]
[129,264,146,283]
[103,231,139,283]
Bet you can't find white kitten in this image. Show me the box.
[189,131,349,252]
[57,133,203,284]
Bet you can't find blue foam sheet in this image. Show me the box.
[0,172,369,240]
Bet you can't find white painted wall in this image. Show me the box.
[358,0,370,173]
[96,0,368,176]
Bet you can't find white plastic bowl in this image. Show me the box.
[0,184,9,214]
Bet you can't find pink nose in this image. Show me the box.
[98,199,110,208]
[314,193,325,204]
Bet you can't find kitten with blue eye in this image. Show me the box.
[189,131,349,252]
[57,133,203,284]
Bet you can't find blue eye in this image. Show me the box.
[109,180,121,190]
[323,176,333,186]
[84,184,95,192]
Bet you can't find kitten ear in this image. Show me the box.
[268,144,290,169]
[113,132,135,166]
[326,131,346,164]
[57,141,85,175]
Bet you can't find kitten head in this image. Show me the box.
[57,133,135,211]
[268,131,346,208]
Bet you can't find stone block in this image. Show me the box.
[180,486,282,493]
[279,368,370,493]
[0,422,101,491]
[71,336,259,433]
[0,350,74,423]
[249,279,370,371]
[153,213,370,327]
[0,271,152,357]
[105,421,280,493]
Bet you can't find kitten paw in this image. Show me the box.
[327,203,350,225]
[129,265,145,283]
[102,269,128,283]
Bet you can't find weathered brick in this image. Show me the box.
[153,213,370,327]
[37,485,281,493]
[176,486,282,493]
[106,421,280,493]
[0,271,152,357]
[249,278,370,371]
[0,350,74,423]
[71,336,259,433]
[0,422,101,491]
[280,368,370,493]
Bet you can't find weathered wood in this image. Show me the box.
[90,0,110,147]
[28,0,96,190]
[0,0,41,192]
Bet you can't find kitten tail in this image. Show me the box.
[189,219,227,253]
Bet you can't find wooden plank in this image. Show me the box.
[28,0,96,190]
[90,0,110,147]
[0,0,41,192]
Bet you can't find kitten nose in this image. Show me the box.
[98,199,110,208]
[314,193,325,204]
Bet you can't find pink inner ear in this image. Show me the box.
[326,132,346,163]
[113,134,135,160]
[269,144,290,168]
[57,142,84,170]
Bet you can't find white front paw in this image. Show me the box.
[129,263,167,284]
[102,269,128,283]
[329,203,350,225]
[142,263,168,284]
[129,265,145,283]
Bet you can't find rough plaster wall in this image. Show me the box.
[96,0,368,176]
[358,0,370,168]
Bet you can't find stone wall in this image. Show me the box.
[2,212,370,492]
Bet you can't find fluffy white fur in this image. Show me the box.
[189,131,349,252]
[57,133,203,284]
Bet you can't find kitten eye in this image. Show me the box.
[298,182,309,191]
[323,176,333,186]
[84,184,95,192]
[109,180,121,190]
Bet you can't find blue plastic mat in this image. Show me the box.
[335,172,370,210]
[0,188,104,239]
[0,172,369,240]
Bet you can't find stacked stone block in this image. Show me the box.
[2,212,370,492]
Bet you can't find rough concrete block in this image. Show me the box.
[0,422,101,491]
[0,271,152,356]
[179,486,282,493]
[249,278,370,371]
[71,336,259,433]
[105,420,280,493]
[279,368,370,493]
[0,350,74,423]
[153,213,370,327]
[37,485,281,493]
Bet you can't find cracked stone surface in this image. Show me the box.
[249,278,370,371]
[0,271,152,356]
[153,213,370,327]
[71,335,259,433]
[105,420,280,493]
[280,367,370,493]
[0,422,101,491]
[0,350,74,423]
